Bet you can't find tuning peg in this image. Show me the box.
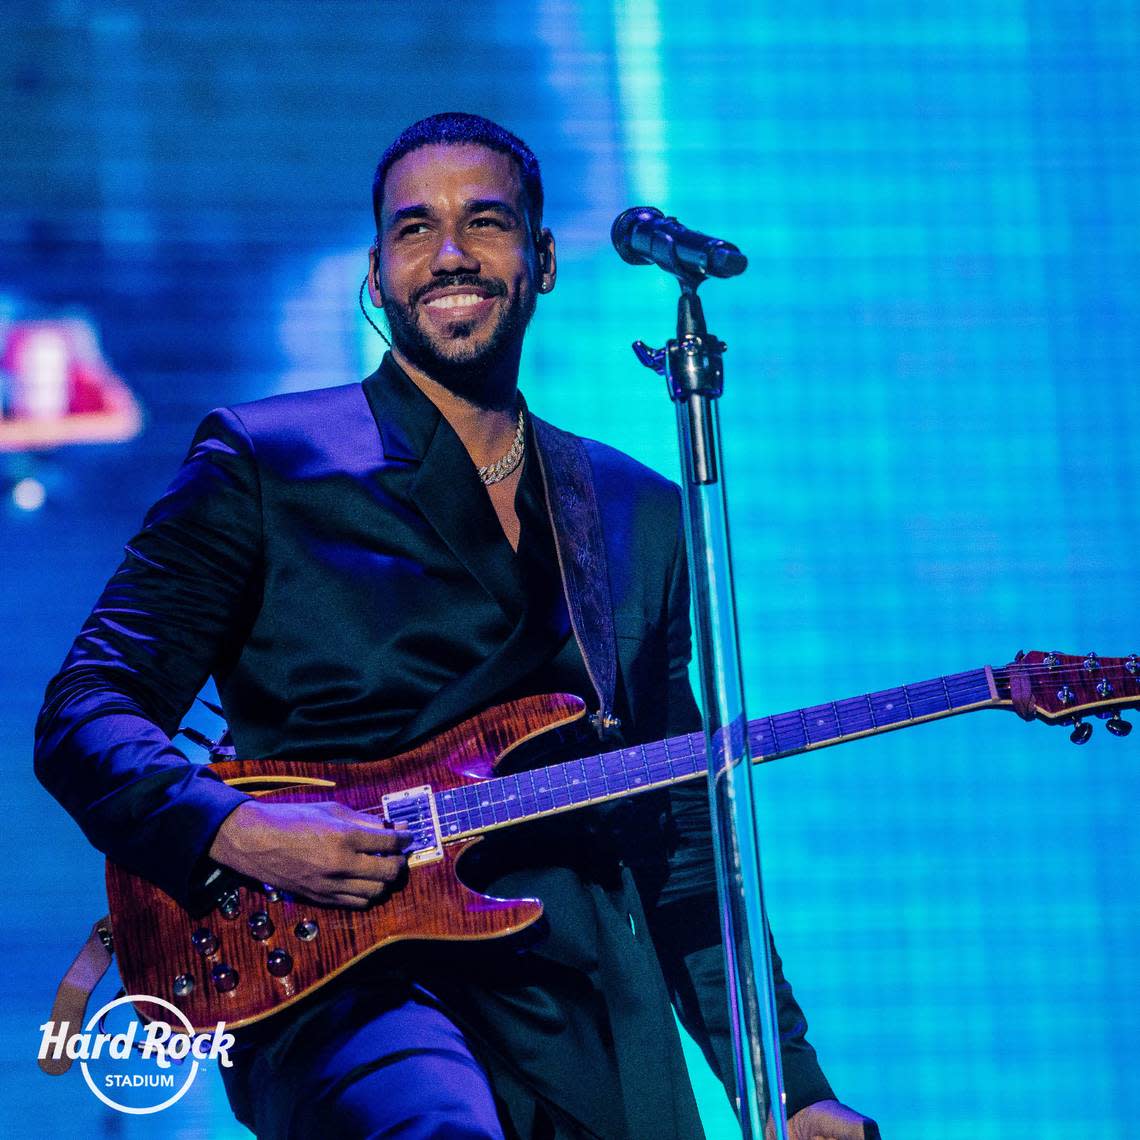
[1069,720,1093,745]
[1106,715,1133,738]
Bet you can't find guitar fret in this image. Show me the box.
[452,783,478,829]
[434,788,465,836]
[644,740,671,781]
[802,703,840,744]
[600,750,627,792]
[491,785,511,823]
[945,670,991,706]
[546,764,571,809]
[460,787,484,831]
[624,747,650,790]
[907,680,949,717]
[582,755,606,799]
[901,684,915,720]
[531,766,555,813]
[774,712,807,753]
[663,734,690,764]
[493,773,520,821]
[564,758,589,802]
[748,718,777,756]
[870,688,910,728]
[835,696,871,737]
[939,675,952,709]
[514,769,538,820]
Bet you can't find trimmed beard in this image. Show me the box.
[383,274,536,410]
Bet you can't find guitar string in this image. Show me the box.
[341,663,1135,833]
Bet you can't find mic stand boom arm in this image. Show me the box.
[632,278,789,1140]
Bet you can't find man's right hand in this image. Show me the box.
[207,800,413,908]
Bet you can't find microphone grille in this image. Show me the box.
[610,206,663,265]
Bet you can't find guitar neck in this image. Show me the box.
[433,666,1000,842]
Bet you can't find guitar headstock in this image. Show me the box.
[999,651,1139,742]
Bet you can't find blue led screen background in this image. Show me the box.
[2,3,1137,1136]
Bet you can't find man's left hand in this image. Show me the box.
[781,1099,880,1140]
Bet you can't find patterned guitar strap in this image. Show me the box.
[531,415,622,743]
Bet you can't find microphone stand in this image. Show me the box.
[632,278,788,1140]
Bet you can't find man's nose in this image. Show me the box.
[431,231,479,274]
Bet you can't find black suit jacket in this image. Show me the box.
[36,354,834,1135]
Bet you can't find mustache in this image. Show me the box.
[410,274,507,305]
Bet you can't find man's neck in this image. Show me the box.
[391,347,520,467]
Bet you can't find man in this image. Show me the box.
[36,113,874,1139]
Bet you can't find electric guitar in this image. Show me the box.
[105,649,1138,1032]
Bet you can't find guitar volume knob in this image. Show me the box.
[294,919,319,942]
[248,911,275,941]
[191,928,219,956]
[217,890,242,920]
[172,973,195,997]
[211,963,239,994]
[266,949,293,977]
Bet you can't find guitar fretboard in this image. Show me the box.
[433,667,996,840]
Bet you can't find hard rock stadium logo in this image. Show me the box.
[38,994,234,1115]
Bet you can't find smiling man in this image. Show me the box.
[36,113,875,1139]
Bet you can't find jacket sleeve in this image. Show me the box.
[33,408,260,908]
[646,490,836,1118]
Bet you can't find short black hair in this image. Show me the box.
[372,112,544,239]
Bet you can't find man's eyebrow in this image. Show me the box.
[464,199,522,224]
[385,204,433,230]
[385,199,523,231]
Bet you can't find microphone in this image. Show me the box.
[610,206,748,280]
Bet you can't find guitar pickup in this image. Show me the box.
[381,785,443,866]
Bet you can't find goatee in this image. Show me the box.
[384,274,535,411]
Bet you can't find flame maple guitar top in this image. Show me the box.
[105,693,592,1033]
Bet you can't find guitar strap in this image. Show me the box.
[531,416,623,742]
[38,917,114,1075]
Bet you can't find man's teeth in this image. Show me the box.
[425,293,485,310]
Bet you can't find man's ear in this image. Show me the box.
[367,241,385,307]
[535,228,557,294]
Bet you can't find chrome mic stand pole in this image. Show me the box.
[629,268,788,1140]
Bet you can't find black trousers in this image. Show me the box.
[223,983,506,1139]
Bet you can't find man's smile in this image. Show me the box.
[413,281,504,331]
[424,292,490,311]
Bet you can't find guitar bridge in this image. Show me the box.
[381,785,443,866]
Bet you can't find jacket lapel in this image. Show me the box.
[408,415,523,621]
[363,356,522,618]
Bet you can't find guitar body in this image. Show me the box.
[105,692,590,1032]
